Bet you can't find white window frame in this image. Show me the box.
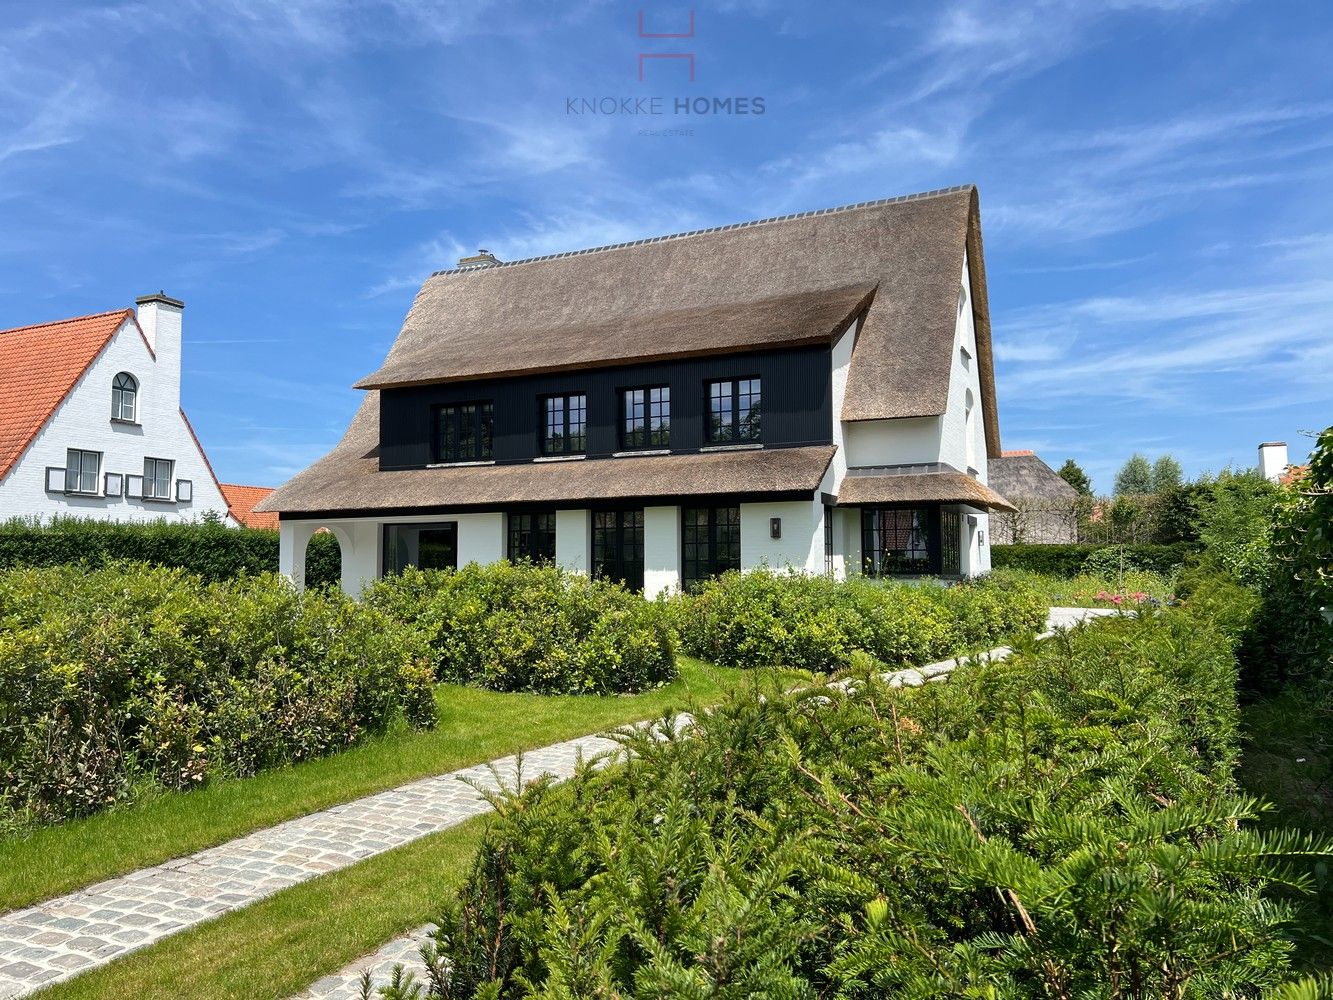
[143,457,175,501]
[64,449,101,495]
[105,472,124,497]
[175,479,193,502]
[112,372,139,423]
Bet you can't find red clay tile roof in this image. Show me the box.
[220,484,278,530]
[1001,449,1035,457]
[1280,464,1309,486]
[0,309,136,483]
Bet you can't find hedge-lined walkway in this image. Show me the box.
[0,608,1110,999]
[0,735,623,999]
[284,607,1118,1000]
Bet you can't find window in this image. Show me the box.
[508,512,556,563]
[112,372,138,422]
[940,510,962,576]
[384,523,458,575]
[593,509,645,591]
[144,457,174,500]
[823,504,835,575]
[64,449,100,494]
[706,378,761,443]
[861,507,932,576]
[435,402,494,462]
[621,386,670,449]
[682,505,741,590]
[541,394,587,455]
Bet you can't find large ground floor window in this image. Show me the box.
[682,505,741,590]
[508,511,556,563]
[861,506,937,576]
[593,509,644,591]
[383,522,458,575]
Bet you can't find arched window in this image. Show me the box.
[112,372,138,423]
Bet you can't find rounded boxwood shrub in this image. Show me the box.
[364,562,677,695]
[674,569,1049,671]
[0,563,434,827]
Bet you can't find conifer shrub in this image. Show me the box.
[364,562,677,695]
[424,583,1330,997]
[673,569,1048,671]
[0,563,434,827]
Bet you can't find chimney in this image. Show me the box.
[1258,441,1288,482]
[135,291,185,411]
[457,249,502,269]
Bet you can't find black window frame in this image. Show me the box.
[507,511,557,563]
[434,400,494,463]
[940,509,962,576]
[383,522,459,575]
[682,504,741,590]
[592,509,645,591]
[540,393,587,456]
[619,385,670,450]
[705,377,762,444]
[861,506,937,577]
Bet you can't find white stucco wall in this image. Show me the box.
[939,252,986,482]
[457,513,505,566]
[844,415,944,468]
[643,505,681,597]
[0,307,231,523]
[740,499,823,574]
[555,508,590,573]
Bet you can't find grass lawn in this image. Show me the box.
[0,657,805,913]
[1238,689,1333,972]
[40,816,490,1000]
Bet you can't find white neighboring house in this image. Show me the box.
[0,294,235,524]
[261,186,1016,594]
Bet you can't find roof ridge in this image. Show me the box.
[0,307,132,338]
[428,184,975,278]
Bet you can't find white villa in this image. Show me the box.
[261,186,1015,594]
[0,294,240,525]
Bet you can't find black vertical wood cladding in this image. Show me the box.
[377,346,833,470]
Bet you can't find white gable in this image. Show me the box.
[0,313,233,524]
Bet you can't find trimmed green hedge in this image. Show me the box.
[0,563,434,828]
[424,577,1331,996]
[0,517,340,587]
[991,541,1196,576]
[364,563,678,695]
[672,569,1049,672]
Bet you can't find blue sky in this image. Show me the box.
[1,0,1329,492]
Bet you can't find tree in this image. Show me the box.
[1114,454,1153,496]
[1151,454,1183,493]
[1057,458,1093,496]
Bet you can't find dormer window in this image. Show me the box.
[436,401,493,462]
[112,372,138,423]
[706,378,762,443]
[541,394,587,455]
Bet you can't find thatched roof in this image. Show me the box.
[836,468,1016,512]
[354,185,999,454]
[987,453,1079,503]
[256,394,834,516]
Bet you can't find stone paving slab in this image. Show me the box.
[293,924,438,1000]
[287,607,1115,999]
[0,733,626,999]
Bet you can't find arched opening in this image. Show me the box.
[112,372,138,422]
[304,528,342,589]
